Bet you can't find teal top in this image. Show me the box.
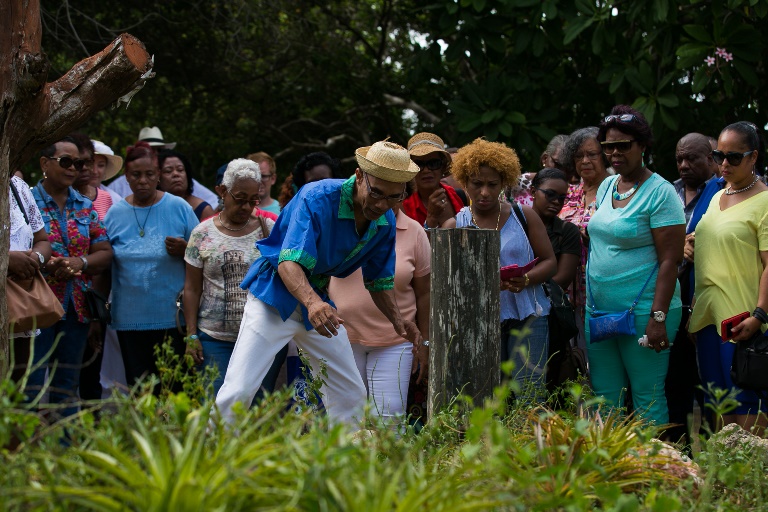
[586,173,684,315]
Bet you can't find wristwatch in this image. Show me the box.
[652,311,667,323]
[33,251,45,266]
[421,340,430,347]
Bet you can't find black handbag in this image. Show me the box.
[86,288,111,325]
[545,279,579,346]
[731,332,768,391]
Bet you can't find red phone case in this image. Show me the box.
[721,311,750,341]
[500,257,539,281]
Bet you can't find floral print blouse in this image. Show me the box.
[33,182,109,323]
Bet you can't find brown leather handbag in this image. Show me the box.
[7,270,65,333]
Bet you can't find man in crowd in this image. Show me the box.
[666,132,720,445]
[247,151,281,215]
[215,141,423,426]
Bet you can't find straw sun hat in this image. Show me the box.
[92,140,124,181]
[407,132,450,158]
[355,141,419,183]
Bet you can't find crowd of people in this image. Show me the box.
[7,106,768,441]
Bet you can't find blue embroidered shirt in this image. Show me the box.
[241,176,397,330]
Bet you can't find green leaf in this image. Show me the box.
[691,66,711,93]
[653,0,669,21]
[507,111,527,124]
[514,28,533,54]
[457,117,483,133]
[563,16,594,45]
[498,121,513,137]
[733,60,759,86]
[659,107,679,131]
[485,126,499,141]
[625,67,650,95]
[591,26,603,54]
[676,42,708,58]
[682,25,711,43]
[657,93,679,108]
[532,31,547,56]
[473,0,486,12]
[609,72,624,94]
[575,0,594,15]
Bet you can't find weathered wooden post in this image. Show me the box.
[427,228,501,418]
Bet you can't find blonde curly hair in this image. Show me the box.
[451,138,521,187]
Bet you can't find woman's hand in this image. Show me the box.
[731,316,762,342]
[165,236,187,257]
[425,188,453,227]
[8,251,39,280]
[644,318,670,353]
[502,276,528,293]
[46,256,83,280]
[412,344,429,384]
[185,335,204,365]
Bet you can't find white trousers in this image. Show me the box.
[215,294,366,426]
[351,342,413,420]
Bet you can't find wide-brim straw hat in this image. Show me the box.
[138,126,177,149]
[355,141,419,183]
[407,132,450,158]
[92,140,124,181]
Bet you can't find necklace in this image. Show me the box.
[725,175,760,195]
[612,177,641,201]
[218,212,250,232]
[470,204,502,230]
[132,191,157,237]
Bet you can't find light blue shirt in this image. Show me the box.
[104,193,199,330]
[456,206,550,321]
[586,173,685,314]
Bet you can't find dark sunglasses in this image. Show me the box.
[600,139,636,154]
[604,114,637,123]
[412,158,444,171]
[534,187,567,203]
[45,156,87,171]
[712,149,755,166]
[227,189,260,208]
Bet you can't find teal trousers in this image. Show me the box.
[585,308,682,425]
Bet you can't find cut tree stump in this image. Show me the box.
[427,228,501,419]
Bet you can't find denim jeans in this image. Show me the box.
[501,314,549,403]
[198,331,287,400]
[26,303,89,420]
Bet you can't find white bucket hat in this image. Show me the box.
[137,126,176,149]
[354,141,419,183]
[92,140,124,181]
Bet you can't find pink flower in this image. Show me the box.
[715,47,727,57]
[705,56,716,66]
[723,52,733,62]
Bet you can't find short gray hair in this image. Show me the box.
[222,158,261,189]
[561,126,604,176]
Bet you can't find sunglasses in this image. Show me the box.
[227,189,260,208]
[712,149,755,166]
[604,114,637,123]
[412,158,444,171]
[534,187,568,203]
[600,139,636,154]
[363,172,406,203]
[45,156,87,171]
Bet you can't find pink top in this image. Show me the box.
[328,211,430,347]
[91,188,114,221]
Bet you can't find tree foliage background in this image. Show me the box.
[36,0,768,185]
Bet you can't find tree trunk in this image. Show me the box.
[0,0,152,378]
[427,228,501,419]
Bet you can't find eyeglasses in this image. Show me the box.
[45,156,87,171]
[363,173,406,203]
[574,151,602,162]
[712,149,755,166]
[534,187,568,203]
[600,140,636,154]
[227,189,260,208]
[412,158,444,171]
[604,114,637,123]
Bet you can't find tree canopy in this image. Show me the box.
[37,0,768,183]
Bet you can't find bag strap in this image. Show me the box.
[511,201,528,240]
[10,179,29,225]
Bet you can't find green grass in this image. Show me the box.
[1,343,766,511]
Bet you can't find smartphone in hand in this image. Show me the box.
[500,257,539,281]
[721,311,750,341]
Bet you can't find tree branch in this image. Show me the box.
[383,93,442,124]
